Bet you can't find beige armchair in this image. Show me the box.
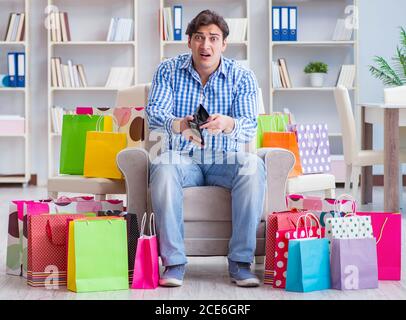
[116,84,295,257]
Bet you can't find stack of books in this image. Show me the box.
[272,58,292,88]
[105,67,134,88]
[332,19,353,41]
[51,58,88,88]
[106,18,134,41]
[49,12,71,42]
[4,13,25,42]
[162,7,174,41]
[336,65,356,88]
[225,18,247,42]
[51,106,73,134]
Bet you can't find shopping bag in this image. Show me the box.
[295,123,331,174]
[60,114,113,174]
[76,106,146,148]
[256,113,290,148]
[98,210,140,283]
[27,214,86,287]
[331,237,378,290]
[83,130,127,179]
[273,213,325,289]
[264,209,306,285]
[67,217,129,292]
[285,213,331,292]
[262,132,302,177]
[131,213,160,289]
[357,211,401,280]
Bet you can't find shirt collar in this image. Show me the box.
[180,54,228,78]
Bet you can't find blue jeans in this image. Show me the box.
[150,150,266,266]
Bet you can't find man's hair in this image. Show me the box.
[185,10,229,40]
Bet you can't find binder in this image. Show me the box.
[272,7,281,41]
[280,7,289,41]
[7,52,17,87]
[17,52,25,87]
[288,7,297,41]
[173,5,182,41]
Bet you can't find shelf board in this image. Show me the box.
[0,41,26,46]
[162,40,248,45]
[50,41,136,46]
[0,176,29,183]
[0,133,26,138]
[272,41,355,47]
[0,87,26,92]
[51,133,62,137]
[272,87,355,92]
[51,87,121,91]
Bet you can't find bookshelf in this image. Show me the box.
[0,0,30,185]
[47,0,138,178]
[159,0,250,66]
[269,0,359,183]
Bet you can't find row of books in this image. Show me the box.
[4,13,25,42]
[106,18,134,42]
[336,65,356,88]
[51,106,73,134]
[49,12,71,42]
[162,7,176,41]
[5,52,25,87]
[272,58,292,88]
[332,19,353,41]
[105,67,134,88]
[272,7,297,41]
[50,58,88,88]
[225,18,248,42]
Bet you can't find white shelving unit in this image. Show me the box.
[269,0,359,183]
[47,0,138,178]
[0,0,31,185]
[159,0,250,65]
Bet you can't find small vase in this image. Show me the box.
[310,73,325,87]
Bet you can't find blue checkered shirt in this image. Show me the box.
[146,53,258,152]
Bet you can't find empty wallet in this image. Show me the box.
[188,104,210,146]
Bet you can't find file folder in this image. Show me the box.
[173,5,182,41]
[7,52,17,87]
[280,7,289,41]
[289,7,297,41]
[17,52,25,87]
[272,7,281,41]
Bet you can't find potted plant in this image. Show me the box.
[369,27,406,86]
[304,61,328,87]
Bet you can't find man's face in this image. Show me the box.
[188,24,227,73]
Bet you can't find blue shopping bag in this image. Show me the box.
[285,237,331,292]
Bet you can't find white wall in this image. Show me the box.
[0,0,404,185]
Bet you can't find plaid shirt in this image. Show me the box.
[146,53,258,152]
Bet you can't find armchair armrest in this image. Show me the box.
[117,147,149,224]
[257,148,295,219]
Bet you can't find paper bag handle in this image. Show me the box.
[46,220,65,246]
[333,194,357,218]
[376,217,389,245]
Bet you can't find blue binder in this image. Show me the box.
[280,7,289,41]
[272,6,281,41]
[289,7,297,41]
[7,52,17,87]
[17,52,25,87]
[173,5,182,41]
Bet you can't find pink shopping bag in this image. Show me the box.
[131,213,160,289]
[357,212,401,280]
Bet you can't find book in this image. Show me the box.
[63,12,71,41]
[336,65,356,88]
[225,18,247,42]
[105,67,134,88]
[278,58,292,88]
[15,13,25,41]
[106,18,134,41]
[51,58,58,87]
[4,13,14,41]
[55,58,63,87]
[10,14,20,42]
[77,65,88,87]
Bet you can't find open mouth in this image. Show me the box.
[200,52,211,58]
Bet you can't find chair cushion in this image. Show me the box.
[287,173,335,194]
[48,175,126,194]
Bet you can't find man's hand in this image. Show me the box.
[172,115,203,147]
[200,114,235,135]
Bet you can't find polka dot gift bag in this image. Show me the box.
[273,213,325,289]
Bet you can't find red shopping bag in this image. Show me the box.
[131,213,160,289]
[264,209,307,285]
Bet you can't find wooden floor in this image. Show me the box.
[0,186,405,300]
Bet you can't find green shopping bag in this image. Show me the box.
[256,113,290,148]
[67,217,129,292]
[59,115,113,174]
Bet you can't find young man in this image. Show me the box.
[146,10,265,287]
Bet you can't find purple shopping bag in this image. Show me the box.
[131,213,159,289]
[331,238,378,290]
[296,123,331,174]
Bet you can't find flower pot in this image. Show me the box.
[309,73,325,87]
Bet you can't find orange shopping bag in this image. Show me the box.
[263,131,302,177]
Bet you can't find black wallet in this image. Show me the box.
[188,104,210,145]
